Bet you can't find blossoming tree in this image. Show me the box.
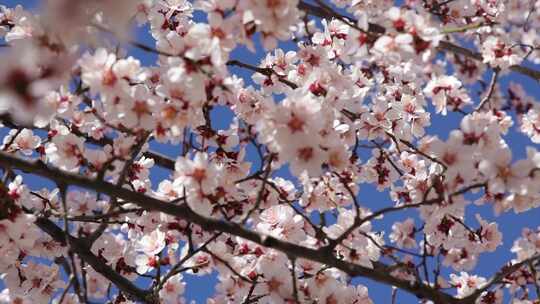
[0,0,540,303]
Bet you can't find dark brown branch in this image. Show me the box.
[0,114,177,171]
[438,41,540,81]
[227,60,299,89]
[327,182,485,250]
[298,1,385,34]
[298,2,540,82]
[242,280,259,304]
[0,151,463,303]
[463,254,540,302]
[34,216,155,303]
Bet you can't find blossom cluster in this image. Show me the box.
[0,0,540,304]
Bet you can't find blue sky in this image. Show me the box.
[2,0,540,303]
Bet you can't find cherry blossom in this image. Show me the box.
[1,128,40,155]
[424,76,471,115]
[390,218,417,248]
[257,205,305,242]
[481,36,523,69]
[45,132,85,171]
[450,272,487,298]
[159,273,186,304]
[521,108,540,143]
[511,227,540,263]
[135,229,167,273]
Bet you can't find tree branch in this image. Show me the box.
[0,151,463,303]
[463,254,540,302]
[298,1,540,82]
[34,216,155,303]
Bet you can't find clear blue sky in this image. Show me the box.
[2,0,540,303]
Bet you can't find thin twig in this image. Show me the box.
[391,287,398,304]
[58,275,76,304]
[242,155,273,224]
[475,69,500,112]
[59,184,84,303]
[290,257,299,303]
